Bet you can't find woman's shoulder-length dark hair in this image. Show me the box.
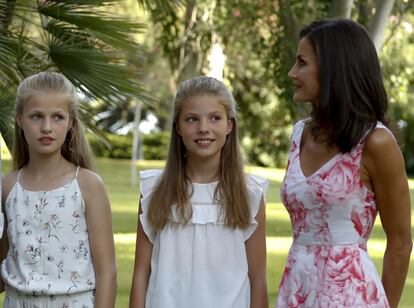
[301,18,390,152]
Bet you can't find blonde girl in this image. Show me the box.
[0,72,117,307]
[129,76,268,308]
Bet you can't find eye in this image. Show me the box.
[30,113,41,120]
[211,115,222,122]
[185,116,197,123]
[53,114,65,121]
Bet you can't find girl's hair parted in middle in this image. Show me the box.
[147,76,251,230]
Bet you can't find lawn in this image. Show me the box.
[1,158,414,307]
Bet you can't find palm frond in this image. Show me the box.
[45,34,143,103]
[0,87,15,150]
[38,1,144,53]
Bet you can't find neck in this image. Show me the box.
[24,151,68,176]
[185,156,220,183]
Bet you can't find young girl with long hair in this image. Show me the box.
[0,72,117,307]
[276,19,412,307]
[129,76,269,308]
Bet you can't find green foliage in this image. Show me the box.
[88,133,132,159]
[0,0,172,149]
[88,131,170,160]
[141,131,170,160]
[380,13,414,173]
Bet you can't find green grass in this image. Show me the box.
[1,158,414,307]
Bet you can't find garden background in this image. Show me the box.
[0,0,414,307]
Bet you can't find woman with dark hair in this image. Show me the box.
[276,19,412,308]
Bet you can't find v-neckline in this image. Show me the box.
[297,121,342,179]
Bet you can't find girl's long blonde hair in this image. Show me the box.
[148,76,250,230]
[13,72,94,170]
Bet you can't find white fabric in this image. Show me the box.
[139,169,268,308]
[4,285,94,308]
[1,167,96,297]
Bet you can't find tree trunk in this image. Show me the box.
[369,0,395,53]
[329,0,354,18]
[130,99,142,187]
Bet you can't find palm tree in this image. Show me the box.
[0,0,180,150]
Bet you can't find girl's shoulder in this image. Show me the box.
[76,167,106,194]
[2,170,19,184]
[76,167,105,199]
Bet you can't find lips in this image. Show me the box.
[195,139,214,147]
[39,137,55,145]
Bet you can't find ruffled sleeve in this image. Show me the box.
[243,174,269,240]
[139,169,163,243]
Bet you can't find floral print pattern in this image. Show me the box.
[2,168,95,304]
[276,120,390,308]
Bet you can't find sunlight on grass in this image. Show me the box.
[0,136,11,160]
[245,165,286,182]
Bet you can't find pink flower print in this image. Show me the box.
[320,247,369,306]
[290,140,298,153]
[70,271,81,285]
[282,191,309,238]
[351,205,377,240]
[25,244,34,253]
[304,177,330,207]
[364,280,380,305]
[318,159,360,203]
[306,207,331,243]
[279,261,319,307]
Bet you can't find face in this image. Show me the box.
[288,37,320,104]
[176,94,233,164]
[16,91,72,157]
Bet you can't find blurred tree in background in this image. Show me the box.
[133,0,413,169]
[0,0,176,149]
[1,0,414,172]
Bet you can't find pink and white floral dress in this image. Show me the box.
[276,120,390,308]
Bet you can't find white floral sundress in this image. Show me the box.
[276,120,390,308]
[2,167,95,307]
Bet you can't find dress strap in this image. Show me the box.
[75,166,80,179]
[16,169,23,183]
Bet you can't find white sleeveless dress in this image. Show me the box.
[140,169,268,308]
[2,167,95,308]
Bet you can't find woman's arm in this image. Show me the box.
[129,202,153,308]
[80,169,117,308]
[245,196,268,308]
[363,129,413,308]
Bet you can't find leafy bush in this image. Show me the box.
[141,131,170,160]
[88,131,170,160]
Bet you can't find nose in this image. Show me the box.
[288,63,297,79]
[41,118,52,134]
[197,118,209,134]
